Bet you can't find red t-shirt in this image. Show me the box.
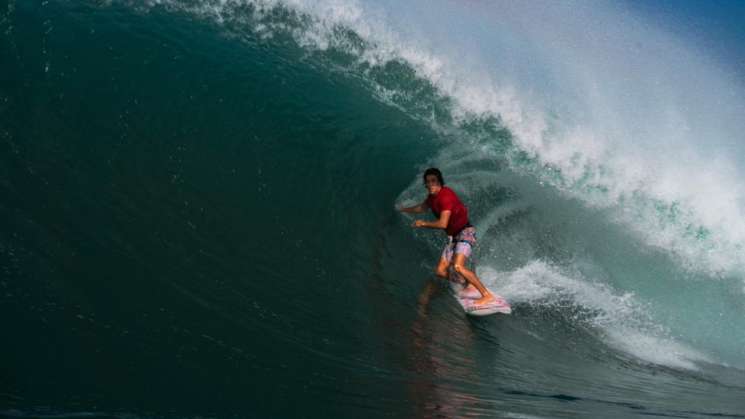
[426,186,469,236]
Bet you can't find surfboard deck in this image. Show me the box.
[449,281,511,316]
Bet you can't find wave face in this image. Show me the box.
[1,1,745,418]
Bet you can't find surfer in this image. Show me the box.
[398,168,496,306]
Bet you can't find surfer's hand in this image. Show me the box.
[413,220,425,228]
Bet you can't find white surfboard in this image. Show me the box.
[449,280,511,316]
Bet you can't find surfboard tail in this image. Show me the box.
[449,281,511,316]
[465,299,512,316]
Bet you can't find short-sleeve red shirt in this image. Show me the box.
[426,186,469,236]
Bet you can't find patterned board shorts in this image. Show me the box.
[441,226,477,263]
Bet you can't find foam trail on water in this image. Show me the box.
[481,262,712,371]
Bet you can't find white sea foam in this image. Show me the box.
[481,261,712,370]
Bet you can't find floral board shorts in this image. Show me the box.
[441,226,476,263]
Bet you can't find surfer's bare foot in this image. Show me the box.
[474,293,495,305]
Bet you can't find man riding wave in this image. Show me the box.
[398,168,497,306]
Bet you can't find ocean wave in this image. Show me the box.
[137,0,745,367]
[141,0,745,280]
[484,261,712,371]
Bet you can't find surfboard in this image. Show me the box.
[449,280,511,316]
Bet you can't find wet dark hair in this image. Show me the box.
[423,167,445,185]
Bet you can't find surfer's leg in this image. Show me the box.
[435,237,456,279]
[452,253,494,305]
[435,257,449,278]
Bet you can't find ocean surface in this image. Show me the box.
[2,1,745,418]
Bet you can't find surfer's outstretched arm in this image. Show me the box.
[413,210,451,230]
[398,200,428,214]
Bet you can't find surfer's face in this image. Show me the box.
[424,175,442,195]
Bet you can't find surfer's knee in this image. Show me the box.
[453,263,464,274]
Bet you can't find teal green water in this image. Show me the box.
[2,1,744,418]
